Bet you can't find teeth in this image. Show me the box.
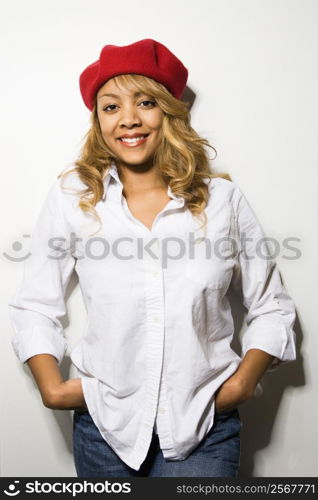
[120,135,146,143]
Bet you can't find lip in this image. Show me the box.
[118,133,149,139]
[117,134,150,148]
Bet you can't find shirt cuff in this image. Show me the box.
[241,315,297,372]
[11,325,67,366]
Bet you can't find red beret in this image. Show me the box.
[79,38,188,111]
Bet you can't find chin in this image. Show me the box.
[117,154,153,165]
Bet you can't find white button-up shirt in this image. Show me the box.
[8,162,297,471]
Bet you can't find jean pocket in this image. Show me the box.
[215,408,242,433]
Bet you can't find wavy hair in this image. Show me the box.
[58,74,231,236]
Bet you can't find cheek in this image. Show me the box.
[153,125,164,143]
[151,124,164,144]
[149,110,164,131]
[97,115,113,139]
[100,125,114,143]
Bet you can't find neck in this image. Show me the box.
[117,162,167,195]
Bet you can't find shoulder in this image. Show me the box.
[38,166,88,228]
[45,165,87,209]
[204,176,264,234]
[205,175,242,206]
[57,165,87,196]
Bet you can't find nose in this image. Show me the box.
[118,105,142,128]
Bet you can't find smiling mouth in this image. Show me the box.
[117,134,150,147]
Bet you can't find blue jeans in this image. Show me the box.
[73,408,241,477]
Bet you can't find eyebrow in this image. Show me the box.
[98,91,146,99]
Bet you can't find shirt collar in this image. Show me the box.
[101,162,185,208]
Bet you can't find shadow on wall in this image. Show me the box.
[228,274,304,477]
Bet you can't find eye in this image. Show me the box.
[102,104,118,112]
[139,100,156,107]
[102,100,156,112]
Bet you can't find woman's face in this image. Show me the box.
[96,78,165,168]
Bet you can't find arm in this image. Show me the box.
[9,178,86,410]
[215,349,275,412]
[234,348,275,393]
[8,179,72,365]
[27,354,87,410]
[215,184,297,412]
[231,185,296,370]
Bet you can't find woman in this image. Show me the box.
[8,38,297,477]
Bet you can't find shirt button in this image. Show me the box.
[153,316,159,323]
[158,407,165,414]
[152,269,159,277]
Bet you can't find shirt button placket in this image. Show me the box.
[154,361,176,457]
[135,241,167,454]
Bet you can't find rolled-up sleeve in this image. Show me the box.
[8,178,76,366]
[230,184,297,371]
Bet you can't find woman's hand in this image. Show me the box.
[44,378,88,411]
[215,349,275,413]
[214,373,255,413]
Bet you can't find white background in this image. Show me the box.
[1,0,317,476]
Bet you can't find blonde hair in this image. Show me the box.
[58,74,231,236]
